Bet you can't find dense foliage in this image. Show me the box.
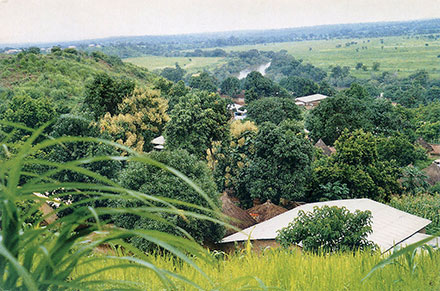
[309,130,401,202]
[246,97,301,125]
[244,71,289,103]
[306,84,416,145]
[84,72,135,120]
[235,120,314,206]
[114,150,225,251]
[99,87,169,152]
[213,120,258,192]
[276,206,375,253]
[165,90,229,159]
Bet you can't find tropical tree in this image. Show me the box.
[189,72,218,93]
[160,63,186,83]
[165,91,229,159]
[276,206,375,253]
[100,88,169,152]
[310,129,401,202]
[246,97,301,125]
[213,120,258,192]
[236,120,313,206]
[279,76,319,97]
[306,94,372,145]
[84,72,135,120]
[220,76,241,97]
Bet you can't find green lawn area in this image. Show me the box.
[221,35,440,79]
[123,56,226,73]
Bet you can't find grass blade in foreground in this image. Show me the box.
[0,122,225,290]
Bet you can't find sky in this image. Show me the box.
[0,0,440,44]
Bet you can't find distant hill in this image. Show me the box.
[2,18,440,58]
[0,49,158,112]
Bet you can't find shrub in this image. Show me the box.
[276,206,375,253]
[399,166,430,195]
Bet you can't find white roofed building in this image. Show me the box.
[295,94,328,108]
[220,198,433,253]
[151,135,165,150]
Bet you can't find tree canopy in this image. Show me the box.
[236,120,313,207]
[165,90,229,159]
[114,150,225,251]
[246,97,301,125]
[84,72,135,120]
[309,129,401,202]
[99,88,169,152]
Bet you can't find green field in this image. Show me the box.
[126,35,440,79]
[123,56,226,73]
[224,35,440,79]
[73,249,440,290]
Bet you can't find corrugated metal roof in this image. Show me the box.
[221,198,431,252]
[397,233,440,249]
[295,94,328,103]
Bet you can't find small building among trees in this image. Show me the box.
[295,94,329,108]
[221,193,256,235]
[314,138,335,156]
[219,199,432,253]
[423,160,440,186]
[247,200,287,223]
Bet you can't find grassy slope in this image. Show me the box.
[0,52,158,111]
[123,56,227,74]
[73,249,440,290]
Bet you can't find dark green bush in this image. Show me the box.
[114,150,225,251]
[276,205,375,253]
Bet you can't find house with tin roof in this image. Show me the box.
[295,94,329,108]
[220,198,433,253]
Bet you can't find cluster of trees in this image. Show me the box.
[0,50,232,250]
[265,51,327,82]
[2,45,440,253]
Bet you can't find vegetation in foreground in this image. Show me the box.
[72,248,440,290]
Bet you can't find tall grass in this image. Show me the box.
[0,122,227,290]
[73,248,440,290]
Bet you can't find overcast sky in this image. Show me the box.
[1,0,440,44]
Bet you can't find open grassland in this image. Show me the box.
[73,249,440,290]
[126,35,440,79]
[123,56,226,73]
[222,35,440,79]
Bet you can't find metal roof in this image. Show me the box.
[397,233,439,249]
[221,198,431,252]
[151,135,165,145]
[295,94,328,103]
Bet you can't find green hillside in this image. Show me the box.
[0,49,158,113]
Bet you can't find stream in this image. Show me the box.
[237,62,271,80]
